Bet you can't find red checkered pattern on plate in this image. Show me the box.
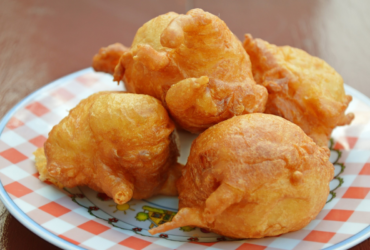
[1,70,370,250]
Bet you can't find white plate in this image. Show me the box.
[1,68,370,250]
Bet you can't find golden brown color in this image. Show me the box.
[149,114,334,238]
[34,92,181,204]
[92,43,129,75]
[94,9,268,133]
[2,1,370,248]
[243,34,354,146]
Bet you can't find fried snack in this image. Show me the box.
[34,92,181,204]
[92,43,129,74]
[94,9,267,133]
[243,34,354,146]
[149,114,334,238]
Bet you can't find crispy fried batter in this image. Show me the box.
[92,43,129,74]
[35,92,181,204]
[149,114,334,238]
[95,9,267,133]
[34,147,63,188]
[243,34,354,146]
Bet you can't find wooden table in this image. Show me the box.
[0,0,369,249]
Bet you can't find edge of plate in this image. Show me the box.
[345,85,370,107]
[321,85,370,250]
[0,73,369,250]
[0,68,94,250]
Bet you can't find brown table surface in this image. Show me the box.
[1,0,370,249]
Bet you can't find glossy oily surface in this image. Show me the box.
[150,114,334,239]
[96,9,267,133]
[0,69,369,250]
[1,1,370,249]
[36,92,180,204]
[243,34,353,147]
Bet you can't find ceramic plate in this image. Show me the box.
[1,68,370,250]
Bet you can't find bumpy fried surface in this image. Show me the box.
[34,147,63,188]
[35,92,181,204]
[92,43,129,74]
[243,34,354,146]
[94,9,267,133]
[149,114,334,238]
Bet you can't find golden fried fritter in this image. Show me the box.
[243,34,354,146]
[34,92,181,204]
[92,43,129,74]
[149,114,334,238]
[94,9,267,133]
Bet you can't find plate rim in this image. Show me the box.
[0,68,369,250]
[322,85,370,249]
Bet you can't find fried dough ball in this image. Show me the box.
[34,92,181,204]
[93,9,267,133]
[149,114,334,238]
[243,34,354,146]
[92,43,129,74]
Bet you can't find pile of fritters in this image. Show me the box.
[36,8,354,240]
[94,9,268,133]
